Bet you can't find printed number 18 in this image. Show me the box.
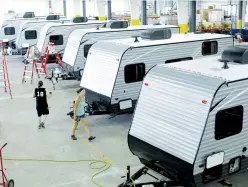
[37,92,44,97]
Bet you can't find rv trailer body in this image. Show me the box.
[36,21,108,55]
[16,20,70,55]
[81,33,234,115]
[36,21,109,73]
[0,19,38,47]
[128,46,248,186]
[62,25,180,79]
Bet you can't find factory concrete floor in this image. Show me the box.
[0,56,248,187]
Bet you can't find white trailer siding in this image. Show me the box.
[111,36,233,105]
[16,20,70,49]
[194,80,248,175]
[63,25,179,72]
[0,19,32,42]
[129,64,223,164]
[81,41,128,98]
[36,21,107,54]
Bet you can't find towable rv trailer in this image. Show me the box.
[122,45,248,187]
[62,25,180,80]
[80,32,234,116]
[16,20,70,55]
[0,18,38,46]
[36,20,129,57]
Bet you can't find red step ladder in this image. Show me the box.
[0,42,12,99]
[40,42,63,72]
[22,46,47,84]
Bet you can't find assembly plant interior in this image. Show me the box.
[1,0,248,187]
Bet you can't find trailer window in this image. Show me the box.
[4,27,15,35]
[124,63,145,83]
[215,105,243,140]
[25,30,37,40]
[49,35,63,45]
[202,41,218,55]
[84,44,93,58]
[165,57,193,63]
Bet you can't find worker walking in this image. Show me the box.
[33,80,50,129]
[71,88,95,141]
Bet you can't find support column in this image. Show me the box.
[242,0,247,28]
[154,0,157,15]
[63,0,67,17]
[82,0,86,18]
[49,0,52,14]
[177,0,189,33]
[141,0,147,25]
[51,0,63,14]
[73,0,81,17]
[189,0,196,32]
[107,0,112,20]
[130,0,140,26]
[237,0,243,29]
[96,0,107,20]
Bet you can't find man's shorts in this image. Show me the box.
[76,114,86,121]
[37,107,49,117]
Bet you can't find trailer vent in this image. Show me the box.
[106,20,129,29]
[141,28,171,40]
[23,12,35,18]
[220,45,248,64]
[72,16,88,23]
[46,14,60,20]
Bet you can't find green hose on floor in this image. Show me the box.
[3,132,113,187]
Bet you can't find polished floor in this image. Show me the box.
[0,56,247,187]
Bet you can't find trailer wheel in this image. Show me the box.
[7,179,14,187]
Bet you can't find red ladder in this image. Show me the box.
[40,42,63,74]
[22,47,47,84]
[0,42,12,99]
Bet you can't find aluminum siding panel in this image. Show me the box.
[0,20,27,42]
[111,37,233,105]
[16,22,47,48]
[73,27,180,72]
[40,23,105,54]
[194,80,248,175]
[80,41,129,97]
[129,65,224,164]
[62,31,86,66]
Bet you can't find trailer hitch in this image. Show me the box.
[118,165,187,187]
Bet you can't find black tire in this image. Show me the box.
[7,179,14,187]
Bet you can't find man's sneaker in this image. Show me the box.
[41,122,45,128]
[88,136,96,141]
[71,135,77,140]
[38,124,42,129]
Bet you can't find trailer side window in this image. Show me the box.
[84,44,93,58]
[215,105,243,140]
[202,41,218,56]
[124,63,145,83]
[49,35,63,45]
[165,57,193,63]
[25,30,37,40]
[4,27,15,35]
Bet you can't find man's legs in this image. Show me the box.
[40,115,48,128]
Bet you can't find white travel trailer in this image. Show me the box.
[0,18,38,45]
[36,20,129,60]
[16,20,70,55]
[62,24,180,80]
[81,32,234,116]
[125,45,248,187]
